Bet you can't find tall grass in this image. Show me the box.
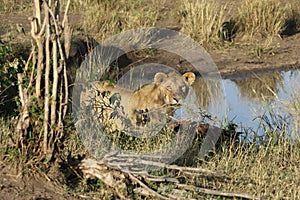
[282,89,300,137]
[80,0,159,41]
[181,0,227,48]
[0,0,30,12]
[237,0,288,39]
[198,136,300,199]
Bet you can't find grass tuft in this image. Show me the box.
[180,0,228,48]
[237,0,288,40]
[80,0,159,41]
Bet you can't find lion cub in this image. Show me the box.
[80,71,195,132]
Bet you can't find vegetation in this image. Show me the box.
[180,0,228,47]
[0,0,300,199]
[74,0,162,41]
[237,0,288,39]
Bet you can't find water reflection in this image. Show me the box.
[233,72,283,102]
[192,69,300,136]
[192,77,225,110]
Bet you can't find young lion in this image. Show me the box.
[80,71,195,132]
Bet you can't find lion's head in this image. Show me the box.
[130,71,196,128]
[153,71,196,102]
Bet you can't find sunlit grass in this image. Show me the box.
[79,0,159,41]
[198,136,300,199]
[237,0,288,39]
[180,0,228,48]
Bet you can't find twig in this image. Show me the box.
[128,173,170,200]
[142,175,179,183]
[177,184,260,200]
[62,0,71,28]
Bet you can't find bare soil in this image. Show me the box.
[0,162,82,200]
[0,1,299,199]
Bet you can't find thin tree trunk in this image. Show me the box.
[16,0,71,161]
[44,0,51,155]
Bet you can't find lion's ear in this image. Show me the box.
[154,72,168,83]
[182,72,196,85]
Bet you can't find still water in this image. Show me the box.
[194,69,300,138]
[118,64,299,139]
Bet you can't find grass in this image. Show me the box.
[0,0,31,12]
[179,0,300,53]
[237,0,288,39]
[198,135,300,199]
[282,88,300,137]
[1,75,300,199]
[79,0,160,41]
[180,0,228,48]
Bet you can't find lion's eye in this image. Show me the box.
[181,86,186,94]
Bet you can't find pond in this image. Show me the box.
[194,68,300,140]
[93,62,299,141]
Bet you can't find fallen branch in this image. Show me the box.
[177,184,260,200]
[78,157,260,199]
[78,158,128,199]
[128,173,170,200]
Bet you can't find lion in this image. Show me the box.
[80,71,195,133]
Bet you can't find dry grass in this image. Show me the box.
[0,0,31,12]
[180,0,228,48]
[79,0,160,41]
[282,89,300,137]
[237,0,288,40]
[198,137,300,199]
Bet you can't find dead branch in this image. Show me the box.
[79,157,259,200]
[102,152,217,176]
[78,158,129,199]
[43,1,51,155]
[177,184,260,200]
[128,173,170,200]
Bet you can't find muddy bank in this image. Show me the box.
[211,32,300,79]
[1,12,299,79]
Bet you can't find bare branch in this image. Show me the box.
[128,173,170,200]
[177,184,260,200]
[62,0,71,28]
[51,38,58,126]
[43,0,51,155]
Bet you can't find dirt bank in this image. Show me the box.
[1,12,299,80]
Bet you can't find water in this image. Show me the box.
[193,69,300,138]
